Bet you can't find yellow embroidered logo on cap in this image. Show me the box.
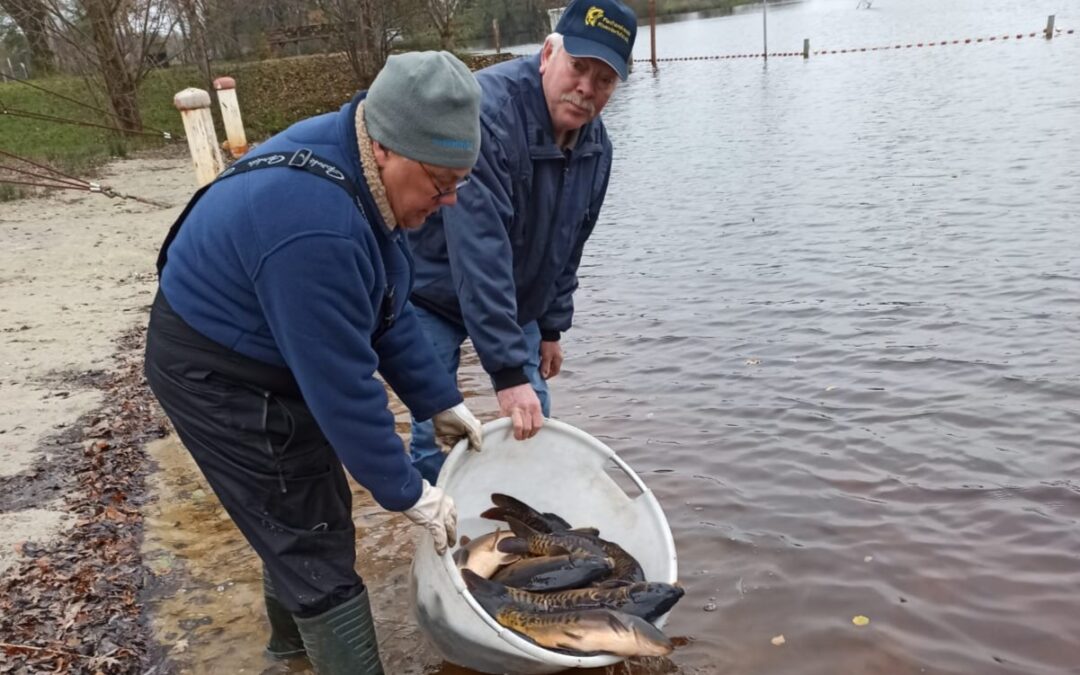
[584,5,631,42]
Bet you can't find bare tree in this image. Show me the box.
[0,0,56,75]
[314,0,368,85]
[38,0,182,131]
[316,0,423,86]
[427,0,463,50]
[175,0,213,96]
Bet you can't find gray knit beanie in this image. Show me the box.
[365,51,482,169]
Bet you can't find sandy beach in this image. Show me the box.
[0,150,192,577]
[0,150,499,673]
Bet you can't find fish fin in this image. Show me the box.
[559,648,607,657]
[544,513,574,530]
[568,527,600,537]
[603,609,632,634]
[490,493,529,510]
[458,535,472,547]
[611,610,674,654]
[547,543,572,557]
[460,569,504,596]
[595,579,632,589]
[505,516,539,539]
[480,506,509,522]
[489,526,502,552]
[491,494,573,532]
[496,537,530,554]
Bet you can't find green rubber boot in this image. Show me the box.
[262,570,306,659]
[294,589,385,675]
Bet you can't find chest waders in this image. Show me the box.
[146,149,386,674]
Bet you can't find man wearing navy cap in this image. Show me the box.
[406,0,637,483]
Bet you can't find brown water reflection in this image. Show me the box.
[143,1,1080,672]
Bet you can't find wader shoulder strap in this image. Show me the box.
[156,148,368,277]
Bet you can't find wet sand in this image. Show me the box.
[0,149,193,577]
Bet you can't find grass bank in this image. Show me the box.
[0,52,508,200]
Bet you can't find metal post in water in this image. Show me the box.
[649,0,657,69]
[803,38,810,59]
[762,0,768,60]
[493,19,501,54]
[1045,15,1055,39]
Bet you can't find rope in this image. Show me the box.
[0,163,88,188]
[0,149,171,208]
[0,178,92,192]
[0,69,178,140]
[0,101,175,141]
[653,26,1075,62]
[0,149,91,187]
[0,70,121,119]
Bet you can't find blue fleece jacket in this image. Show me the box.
[407,54,613,390]
[159,94,462,511]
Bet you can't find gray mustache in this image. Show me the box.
[560,93,596,114]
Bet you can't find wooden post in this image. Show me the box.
[803,38,810,59]
[1045,15,1055,39]
[174,88,223,187]
[649,0,657,69]
[493,18,501,54]
[213,77,248,158]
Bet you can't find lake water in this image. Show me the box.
[542,0,1080,672]
[140,2,1078,672]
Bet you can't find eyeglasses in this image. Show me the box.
[418,161,471,201]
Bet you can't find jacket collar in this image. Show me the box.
[337,93,397,238]
[354,102,397,231]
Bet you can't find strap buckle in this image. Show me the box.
[288,148,312,168]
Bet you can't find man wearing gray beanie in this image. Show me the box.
[145,51,482,674]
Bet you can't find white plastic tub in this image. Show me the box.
[409,417,678,674]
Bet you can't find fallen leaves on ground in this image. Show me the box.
[0,327,170,674]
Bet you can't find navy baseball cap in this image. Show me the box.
[555,0,638,81]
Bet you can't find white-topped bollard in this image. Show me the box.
[173,88,223,187]
[213,77,248,158]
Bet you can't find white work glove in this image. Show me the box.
[404,480,457,555]
[432,402,483,454]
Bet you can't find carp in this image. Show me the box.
[498,517,609,559]
[463,570,672,657]
[462,569,683,622]
[491,552,613,591]
[452,528,521,579]
[481,493,574,533]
